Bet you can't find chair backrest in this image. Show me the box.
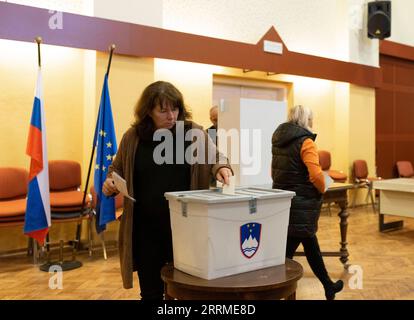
[90,186,123,210]
[396,161,414,178]
[0,167,29,200]
[353,160,369,180]
[49,160,81,191]
[318,150,331,171]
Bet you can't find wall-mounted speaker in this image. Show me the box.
[367,1,391,40]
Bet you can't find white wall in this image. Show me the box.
[389,0,414,46]
[347,0,379,66]
[5,0,88,13]
[162,0,379,67]
[94,0,162,27]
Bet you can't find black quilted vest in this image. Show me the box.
[271,122,322,237]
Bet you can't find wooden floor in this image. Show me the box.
[1,205,414,300]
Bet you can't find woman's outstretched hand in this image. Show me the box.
[216,168,233,185]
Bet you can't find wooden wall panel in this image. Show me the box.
[396,141,414,162]
[381,62,394,84]
[376,53,414,178]
[395,64,414,87]
[376,89,394,135]
[395,92,414,134]
[376,141,395,178]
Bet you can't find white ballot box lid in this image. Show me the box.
[165,187,295,204]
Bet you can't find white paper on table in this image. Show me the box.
[222,175,236,195]
[112,171,136,202]
[323,171,334,192]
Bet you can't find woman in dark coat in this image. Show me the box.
[103,81,232,300]
[271,105,343,300]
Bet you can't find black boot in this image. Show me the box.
[324,280,344,300]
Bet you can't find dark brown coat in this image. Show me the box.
[108,122,231,289]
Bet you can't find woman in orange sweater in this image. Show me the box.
[271,105,343,300]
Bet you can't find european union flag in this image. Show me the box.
[93,74,117,233]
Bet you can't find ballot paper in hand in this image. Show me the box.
[323,171,334,192]
[112,171,135,202]
[222,175,236,195]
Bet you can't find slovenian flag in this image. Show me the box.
[24,68,51,245]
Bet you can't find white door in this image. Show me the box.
[239,98,287,186]
[213,82,288,187]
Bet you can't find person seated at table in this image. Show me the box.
[271,105,343,300]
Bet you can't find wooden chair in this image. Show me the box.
[396,161,414,178]
[352,160,381,211]
[0,167,28,224]
[318,151,347,216]
[0,168,37,261]
[318,150,347,182]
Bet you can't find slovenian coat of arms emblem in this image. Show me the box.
[240,222,261,258]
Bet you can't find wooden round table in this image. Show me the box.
[161,258,303,300]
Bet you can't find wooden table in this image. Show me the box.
[373,178,414,232]
[161,258,303,300]
[294,182,354,269]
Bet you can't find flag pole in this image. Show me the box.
[33,36,42,262]
[106,44,116,75]
[35,37,42,67]
[74,44,116,254]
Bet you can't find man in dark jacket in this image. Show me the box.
[207,105,218,145]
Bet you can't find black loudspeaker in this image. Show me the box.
[367,1,391,39]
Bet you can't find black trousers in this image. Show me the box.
[136,261,170,301]
[286,235,331,287]
[133,213,173,301]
